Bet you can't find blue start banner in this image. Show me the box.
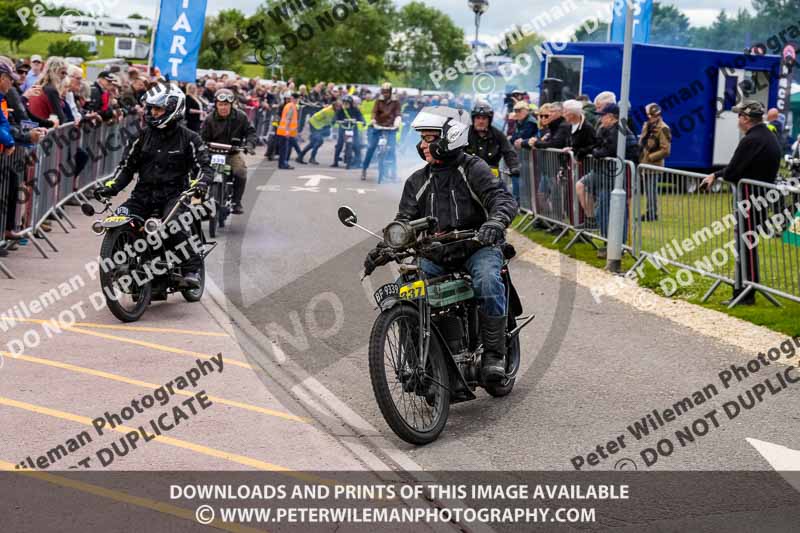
[609,0,653,43]
[152,0,208,82]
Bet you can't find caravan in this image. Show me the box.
[114,38,150,60]
[98,19,145,37]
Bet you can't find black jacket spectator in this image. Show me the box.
[713,122,781,184]
[567,118,596,159]
[534,116,570,149]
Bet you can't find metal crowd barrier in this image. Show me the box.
[626,164,739,302]
[0,115,139,279]
[517,148,579,244]
[730,178,800,307]
[565,156,635,253]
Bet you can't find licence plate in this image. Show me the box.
[374,283,399,306]
[399,280,426,300]
[211,154,227,165]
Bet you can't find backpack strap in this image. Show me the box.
[457,155,488,218]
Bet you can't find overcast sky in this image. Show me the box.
[58,0,754,41]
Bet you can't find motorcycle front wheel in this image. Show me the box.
[100,227,152,323]
[368,305,450,445]
[208,182,221,238]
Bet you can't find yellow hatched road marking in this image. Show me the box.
[13,318,229,337]
[1,352,308,424]
[0,396,330,484]
[61,326,253,370]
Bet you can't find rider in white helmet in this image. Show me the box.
[94,83,213,289]
[364,106,519,382]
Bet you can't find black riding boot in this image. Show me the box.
[480,310,507,382]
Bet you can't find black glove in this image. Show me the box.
[509,169,520,177]
[193,182,208,199]
[93,186,114,201]
[476,219,506,246]
[364,242,391,276]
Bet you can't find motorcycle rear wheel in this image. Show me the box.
[368,305,450,445]
[100,228,152,323]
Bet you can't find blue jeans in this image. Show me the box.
[334,127,363,166]
[362,127,397,179]
[419,246,506,316]
[279,136,302,167]
[300,125,325,161]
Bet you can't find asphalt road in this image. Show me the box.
[201,140,800,473]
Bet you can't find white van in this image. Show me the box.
[69,34,98,55]
[114,38,150,60]
[98,19,144,37]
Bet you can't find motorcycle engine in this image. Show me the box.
[436,313,468,360]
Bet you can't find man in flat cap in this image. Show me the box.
[701,100,781,305]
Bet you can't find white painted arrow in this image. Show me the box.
[747,438,800,471]
[298,174,335,187]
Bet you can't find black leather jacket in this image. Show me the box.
[200,108,256,152]
[106,123,212,198]
[466,126,520,176]
[397,152,518,233]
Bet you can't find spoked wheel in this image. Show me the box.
[99,228,152,323]
[208,183,220,238]
[344,143,353,169]
[218,180,232,228]
[485,317,520,398]
[368,305,450,445]
[377,150,386,184]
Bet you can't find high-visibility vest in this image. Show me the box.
[277,101,298,137]
[308,105,335,130]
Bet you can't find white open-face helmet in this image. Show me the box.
[411,106,470,161]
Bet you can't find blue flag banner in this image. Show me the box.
[152,0,208,82]
[609,0,653,43]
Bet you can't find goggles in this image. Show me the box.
[420,134,440,143]
[216,93,235,103]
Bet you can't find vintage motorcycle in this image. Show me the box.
[336,119,362,169]
[338,206,534,444]
[206,142,236,238]
[81,187,215,323]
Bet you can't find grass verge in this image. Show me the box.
[514,216,800,337]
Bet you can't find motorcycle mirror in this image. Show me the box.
[80,203,96,217]
[338,206,357,227]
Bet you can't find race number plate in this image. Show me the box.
[373,283,399,306]
[399,280,426,300]
[211,154,227,165]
